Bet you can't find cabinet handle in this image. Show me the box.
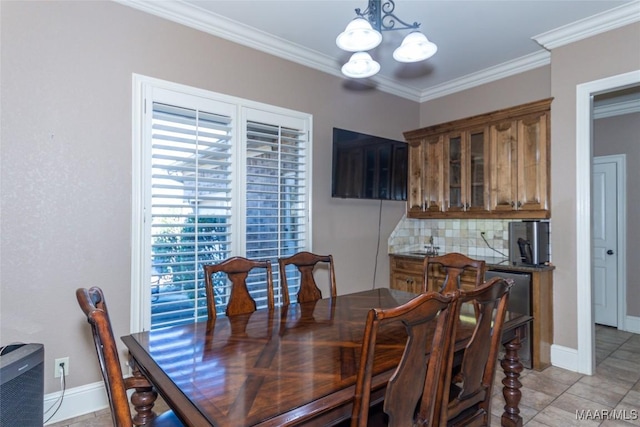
[511,201,515,208]
[517,201,522,208]
[406,278,414,284]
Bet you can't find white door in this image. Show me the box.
[592,159,618,326]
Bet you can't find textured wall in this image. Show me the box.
[549,22,640,347]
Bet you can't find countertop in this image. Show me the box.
[390,252,556,273]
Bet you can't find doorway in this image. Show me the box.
[576,70,640,375]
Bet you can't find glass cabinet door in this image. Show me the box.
[468,129,487,211]
[447,134,463,210]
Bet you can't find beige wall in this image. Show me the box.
[0,1,417,393]
[550,22,640,348]
[417,66,551,127]
[594,112,640,317]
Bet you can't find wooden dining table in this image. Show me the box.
[122,288,531,427]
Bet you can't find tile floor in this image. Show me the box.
[49,325,640,426]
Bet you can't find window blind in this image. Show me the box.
[245,120,308,304]
[150,102,233,328]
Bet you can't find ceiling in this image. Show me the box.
[119,0,639,102]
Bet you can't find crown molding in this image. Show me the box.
[533,1,640,50]
[114,0,339,77]
[115,0,636,103]
[593,98,640,119]
[418,51,550,103]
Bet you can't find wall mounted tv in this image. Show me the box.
[331,128,408,201]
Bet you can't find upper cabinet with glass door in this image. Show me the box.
[444,128,489,214]
[404,98,551,219]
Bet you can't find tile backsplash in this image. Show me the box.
[388,216,512,258]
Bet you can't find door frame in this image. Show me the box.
[593,154,627,330]
[576,70,639,375]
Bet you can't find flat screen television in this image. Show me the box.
[331,128,408,201]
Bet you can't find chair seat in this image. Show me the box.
[149,410,184,426]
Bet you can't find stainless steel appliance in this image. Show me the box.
[509,221,550,265]
[484,271,532,369]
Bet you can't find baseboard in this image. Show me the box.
[623,315,640,334]
[43,381,108,425]
[550,344,578,372]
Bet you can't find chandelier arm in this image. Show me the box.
[355,0,421,32]
[380,0,421,31]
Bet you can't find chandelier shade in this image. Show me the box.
[336,0,437,78]
[341,52,381,79]
[336,18,383,52]
[393,32,438,63]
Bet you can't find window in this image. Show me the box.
[132,76,312,331]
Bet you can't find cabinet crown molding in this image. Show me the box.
[404,98,553,142]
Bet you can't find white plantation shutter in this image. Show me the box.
[133,77,312,331]
[150,102,234,328]
[244,114,309,304]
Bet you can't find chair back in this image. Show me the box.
[203,256,274,319]
[278,251,337,305]
[76,287,134,427]
[443,276,513,426]
[423,252,486,294]
[351,291,460,427]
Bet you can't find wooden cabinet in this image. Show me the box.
[404,99,551,219]
[389,255,478,293]
[445,128,489,214]
[389,255,423,294]
[490,112,549,214]
[531,268,554,371]
[408,135,444,213]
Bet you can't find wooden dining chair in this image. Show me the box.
[423,252,486,294]
[203,256,274,319]
[76,287,183,427]
[440,276,514,427]
[350,291,460,427]
[278,251,337,305]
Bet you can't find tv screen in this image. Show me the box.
[331,128,407,201]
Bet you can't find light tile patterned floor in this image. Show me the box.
[49,325,640,426]
[490,325,640,426]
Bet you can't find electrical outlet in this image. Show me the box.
[54,357,69,378]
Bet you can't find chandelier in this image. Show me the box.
[336,0,437,78]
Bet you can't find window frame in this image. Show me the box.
[131,74,313,332]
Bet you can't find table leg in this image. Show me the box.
[501,334,524,427]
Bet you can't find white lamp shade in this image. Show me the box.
[336,18,382,52]
[341,52,381,78]
[393,31,438,63]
